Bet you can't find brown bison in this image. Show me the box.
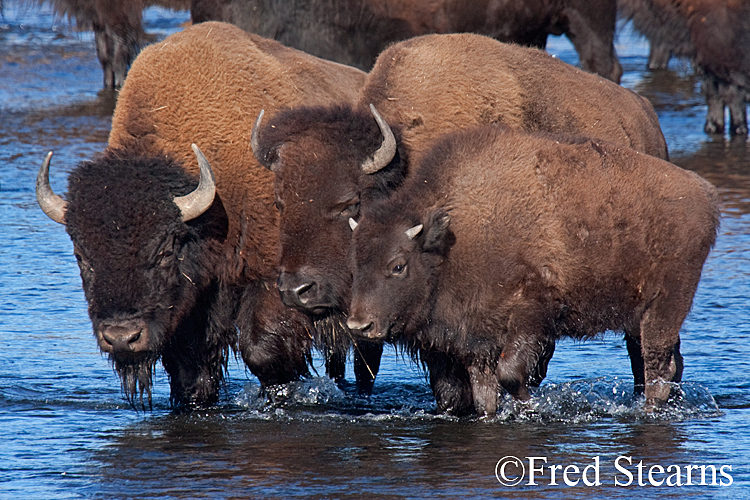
[346,125,720,416]
[251,33,668,414]
[195,0,623,82]
[36,22,371,408]
[618,0,750,136]
[33,0,191,88]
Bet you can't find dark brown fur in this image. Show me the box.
[618,0,750,135]
[51,23,367,407]
[195,0,622,82]
[348,125,720,416]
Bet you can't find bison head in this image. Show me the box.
[36,145,224,407]
[347,206,453,342]
[251,104,406,318]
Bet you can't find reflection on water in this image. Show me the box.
[1,3,749,499]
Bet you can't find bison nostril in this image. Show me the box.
[346,318,373,333]
[294,282,315,304]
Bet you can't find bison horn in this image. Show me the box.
[174,144,217,222]
[250,109,271,169]
[361,104,397,175]
[405,224,423,240]
[349,217,358,231]
[36,151,67,225]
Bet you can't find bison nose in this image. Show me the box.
[99,322,148,354]
[278,271,319,310]
[346,317,383,340]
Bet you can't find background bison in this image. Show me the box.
[33,0,622,88]
[346,125,719,416]
[36,22,368,407]
[251,33,668,414]
[196,0,623,82]
[618,0,750,136]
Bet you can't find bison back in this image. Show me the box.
[359,33,667,166]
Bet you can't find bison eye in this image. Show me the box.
[273,200,284,214]
[340,201,360,218]
[391,262,407,276]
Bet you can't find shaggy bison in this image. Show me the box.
[251,33,668,413]
[618,0,750,136]
[346,125,719,416]
[36,22,370,407]
[195,0,623,82]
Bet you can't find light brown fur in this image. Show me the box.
[359,33,669,166]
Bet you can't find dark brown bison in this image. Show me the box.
[251,33,668,414]
[33,0,191,88]
[36,22,369,408]
[346,125,719,416]
[195,0,623,82]
[618,0,750,136]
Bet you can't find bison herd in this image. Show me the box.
[37,13,721,416]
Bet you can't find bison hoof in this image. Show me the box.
[704,120,725,135]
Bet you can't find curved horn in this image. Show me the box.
[361,103,397,175]
[174,144,217,222]
[349,217,358,231]
[250,109,272,169]
[405,224,423,240]
[36,151,67,224]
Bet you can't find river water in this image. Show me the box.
[1,2,748,498]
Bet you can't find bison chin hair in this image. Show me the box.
[110,352,159,410]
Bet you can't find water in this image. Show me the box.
[1,2,749,498]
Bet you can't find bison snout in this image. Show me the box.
[346,317,384,340]
[99,321,149,354]
[278,271,322,311]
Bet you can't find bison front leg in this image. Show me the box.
[468,363,500,417]
[703,74,726,135]
[353,339,383,396]
[422,350,475,416]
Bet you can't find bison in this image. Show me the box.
[36,22,372,408]
[251,33,668,414]
[346,125,720,416]
[34,0,191,88]
[618,0,750,136]
[195,0,623,82]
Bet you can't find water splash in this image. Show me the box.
[233,375,721,423]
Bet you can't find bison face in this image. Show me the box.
[251,105,404,318]
[347,208,452,342]
[37,146,221,406]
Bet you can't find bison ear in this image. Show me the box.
[421,209,451,254]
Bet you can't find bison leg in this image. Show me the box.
[352,339,382,396]
[639,297,689,407]
[528,339,555,387]
[237,284,312,388]
[703,74,727,135]
[422,350,475,416]
[561,0,623,83]
[647,41,673,71]
[625,330,646,393]
[722,82,749,136]
[468,363,500,417]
